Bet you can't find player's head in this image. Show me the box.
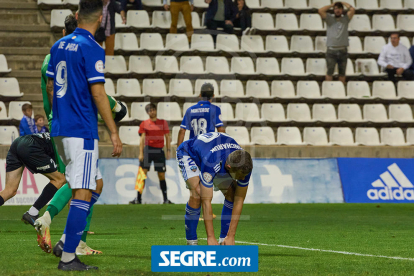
[145,103,157,119]
[21,104,33,117]
[390,32,400,47]
[333,2,344,17]
[76,0,103,27]
[34,114,45,127]
[199,83,215,101]
[225,150,253,181]
[63,14,77,36]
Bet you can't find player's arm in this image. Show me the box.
[318,3,333,19]
[91,83,122,157]
[200,183,219,245]
[223,183,248,246]
[165,132,171,159]
[177,128,186,147]
[139,132,145,162]
[217,127,225,133]
[46,78,54,108]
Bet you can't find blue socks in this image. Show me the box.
[220,199,234,239]
[185,203,201,241]
[62,199,89,253]
[89,192,100,211]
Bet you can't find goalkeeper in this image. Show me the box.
[21,14,127,256]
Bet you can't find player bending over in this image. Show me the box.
[177,132,253,245]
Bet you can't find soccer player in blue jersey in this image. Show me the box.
[177,83,225,147]
[177,132,253,246]
[45,0,122,270]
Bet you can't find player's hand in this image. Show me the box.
[207,237,219,245]
[164,4,169,10]
[111,132,123,157]
[222,236,235,245]
[139,153,144,163]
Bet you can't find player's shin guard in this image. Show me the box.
[220,199,234,239]
[31,183,59,215]
[62,200,89,255]
[46,183,72,220]
[185,203,201,241]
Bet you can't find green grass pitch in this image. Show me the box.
[1,204,414,275]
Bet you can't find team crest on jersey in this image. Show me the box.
[190,166,197,172]
[203,172,213,183]
[95,60,104,73]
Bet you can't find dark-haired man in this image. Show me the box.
[178,83,224,147]
[177,132,253,246]
[129,103,172,204]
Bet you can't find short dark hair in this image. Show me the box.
[64,14,77,35]
[226,150,253,175]
[390,32,400,38]
[22,104,32,112]
[78,0,103,24]
[333,2,344,9]
[200,83,215,100]
[34,114,45,122]
[145,103,156,113]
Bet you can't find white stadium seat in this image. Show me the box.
[169,79,194,97]
[309,0,331,8]
[372,81,397,99]
[306,58,326,75]
[322,81,346,99]
[157,102,182,121]
[226,127,251,145]
[364,36,386,54]
[355,59,381,75]
[143,79,167,96]
[315,36,327,52]
[142,0,162,6]
[206,56,230,74]
[246,80,271,98]
[104,79,116,96]
[115,13,127,29]
[380,0,403,8]
[363,104,389,122]
[349,15,371,31]
[251,127,276,145]
[372,14,395,31]
[9,101,31,120]
[194,0,208,8]
[0,126,19,145]
[241,35,265,52]
[50,10,72,28]
[246,0,260,8]
[356,128,381,146]
[155,56,179,73]
[285,0,308,9]
[313,104,338,122]
[195,79,220,97]
[183,102,194,112]
[256,58,280,75]
[389,104,413,122]
[277,127,303,145]
[397,15,414,31]
[105,56,127,74]
[216,34,239,51]
[261,0,284,8]
[0,78,23,97]
[119,126,140,145]
[152,11,171,28]
[405,0,414,8]
[116,79,141,97]
[127,10,151,28]
[252,13,275,30]
[261,103,286,122]
[0,102,7,119]
[166,34,189,51]
[407,128,414,145]
[330,127,356,146]
[338,104,364,122]
[381,128,406,146]
[214,103,235,121]
[171,126,190,145]
[287,103,313,122]
[191,34,215,51]
[235,103,262,121]
[281,58,306,75]
[398,81,414,98]
[304,127,329,146]
[275,13,299,30]
[356,0,379,9]
[347,81,371,98]
[296,81,321,98]
[271,80,296,98]
[190,12,201,29]
[220,80,245,98]
[38,0,62,5]
[180,56,204,74]
[231,57,255,74]
[129,56,153,73]
[348,36,363,53]
[291,35,314,52]
[0,55,11,73]
[140,33,164,50]
[131,102,150,120]
[300,14,324,30]
[266,35,290,52]
[114,33,139,51]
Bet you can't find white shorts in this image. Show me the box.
[96,167,102,181]
[55,137,99,190]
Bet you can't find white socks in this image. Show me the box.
[42,211,51,225]
[28,206,39,216]
[114,102,122,112]
[61,252,75,263]
[60,234,66,243]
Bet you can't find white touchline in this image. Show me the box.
[199,239,414,261]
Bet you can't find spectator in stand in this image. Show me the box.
[164,0,194,42]
[119,0,142,11]
[34,114,49,133]
[319,2,355,84]
[233,0,253,35]
[95,0,126,56]
[378,33,414,83]
[19,104,37,136]
[409,44,414,75]
[205,0,237,40]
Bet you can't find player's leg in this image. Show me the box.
[0,167,24,206]
[219,183,236,244]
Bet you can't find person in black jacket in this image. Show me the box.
[232,0,253,34]
[118,0,142,12]
[205,0,237,39]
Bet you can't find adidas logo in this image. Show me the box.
[367,163,414,201]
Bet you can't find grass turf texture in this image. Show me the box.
[0,204,414,275]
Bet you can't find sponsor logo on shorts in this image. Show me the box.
[190,166,197,172]
[203,172,213,183]
[37,165,50,171]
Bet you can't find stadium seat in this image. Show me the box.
[407,128,414,145]
[216,34,240,51]
[235,103,262,121]
[246,0,260,8]
[271,80,296,98]
[397,15,414,31]
[312,104,338,122]
[306,58,326,75]
[297,81,321,98]
[226,127,251,145]
[105,56,127,74]
[140,33,164,50]
[0,78,23,97]
[0,126,19,145]
[155,56,179,73]
[214,103,235,121]
[119,126,140,145]
[285,0,308,9]
[180,56,204,74]
[356,0,379,9]
[300,14,324,30]
[231,57,255,74]
[355,59,381,75]
[166,34,189,51]
[0,55,11,74]
[276,13,299,30]
[398,81,414,98]
[349,15,371,31]
[363,104,389,122]
[251,127,276,145]
[380,0,403,8]
[189,12,201,29]
[129,56,153,73]
[277,127,303,145]
[309,0,331,8]
[256,58,280,75]
[152,11,171,28]
[117,79,141,97]
[114,33,139,51]
[127,10,151,28]
[329,127,356,146]
[195,79,220,97]
[131,102,150,120]
[104,79,116,96]
[261,103,286,122]
[115,13,127,29]
[171,126,190,145]
[38,0,61,5]
[389,104,413,122]
[291,35,314,52]
[364,36,386,54]
[220,80,245,97]
[281,58,306,75]
[304,127,329,146]
[142,79,167,96]
[245,80,270,98]
[50,10,73,29]
[9,101,31,120]
[194,0,208,8]
[182,102,195,113]
[252,13,275,30]
[381,128,406,146]
[157,102,182,121]
[287,103,313,122]
[356,128,381,146]
[191,34,215,51]
[338,104,364,122]
[315,36,327,52]
[261,0,284,8]
[348,36,363,53]
[241,35,265,52]
[206,57,230,74]
[344,58,357,76]
[266,35,290,52]
[142,0,162,6]
[169,79,194,97]
[347,81,371,98]
[372,15,395,31]
[322,81,346,99]
[0,102,7,119]
[405,0,414,8]
[372,81,397,99]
